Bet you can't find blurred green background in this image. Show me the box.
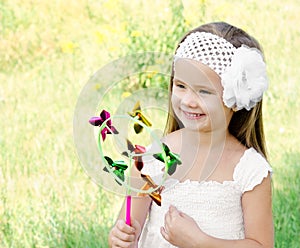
[0,0,299,247]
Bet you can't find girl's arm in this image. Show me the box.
[108,195,152,248]
[161,174,273,248]
[118,194,152,230]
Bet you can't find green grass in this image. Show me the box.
[0,0,299,247]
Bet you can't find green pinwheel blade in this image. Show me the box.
[114,170,125,184]
[153,143,182,175]
[104,156,114,166]
[153,153,165,163]
[169,153,182,165]
[113,160,128,170]
[162,143,170,153]
[166,160,178,175]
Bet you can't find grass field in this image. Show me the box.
[0,0,299,247]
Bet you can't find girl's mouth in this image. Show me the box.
[183,110,205,120]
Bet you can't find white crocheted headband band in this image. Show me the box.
[174,31,268,111]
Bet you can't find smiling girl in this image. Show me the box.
[109,21,273,248]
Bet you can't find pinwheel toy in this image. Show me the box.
[122,139,146,171]
[122,139,163,206]
[153,143,182,176]
[128,101,152,134]
[103,156,128,186]
[139,174,163,206]
[89,109,119,141]
[89,110,169,226]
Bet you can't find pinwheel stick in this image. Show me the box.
[125,156,133,226]
[125,195,131,226]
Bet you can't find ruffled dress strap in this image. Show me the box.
[233,148,272,193]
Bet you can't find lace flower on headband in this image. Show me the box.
[221,45,268,111]
[174,32,268,111]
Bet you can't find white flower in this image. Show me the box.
[221,45,268,111]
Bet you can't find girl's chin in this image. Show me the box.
[181,122,208,132]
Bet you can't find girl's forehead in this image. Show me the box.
[173,58,221,89]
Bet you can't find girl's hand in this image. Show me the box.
[109,219,141,248]
[161,205,209,248]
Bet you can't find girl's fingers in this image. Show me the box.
[110,220,136,244]
[164,205,178,228]
[160,226,170,242]
[112,227,135,242]
[131,219,141,233]
[110,219,141,247]
[116,219,135,234]
[162,205,182,239]
[164,209,171,233]
[111,235,134,248]
[169,205,180,217]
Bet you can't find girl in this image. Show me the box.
[108,22,273,248]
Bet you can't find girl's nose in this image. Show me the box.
[181,89,199,108]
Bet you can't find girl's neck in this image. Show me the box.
[176,128,243,181]
[181,127,232,150]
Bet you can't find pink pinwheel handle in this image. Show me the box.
[125,195,131,226]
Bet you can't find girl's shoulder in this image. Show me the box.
[162,129,182,141]
[161,129,183,151]
[233,147,272,193]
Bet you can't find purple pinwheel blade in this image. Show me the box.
[100,110,111,126]
[110,126,119,134]
[89,116,103,126]
[100,109,111,119]
[101,128,108,141]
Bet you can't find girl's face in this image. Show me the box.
[171,58,233,133]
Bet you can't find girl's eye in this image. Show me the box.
[174,82,185,89]
[199,89,211,95]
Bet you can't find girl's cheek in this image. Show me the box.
[171,87,179,96]
[171,91,180,102]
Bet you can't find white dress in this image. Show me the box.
[138,148,272,247]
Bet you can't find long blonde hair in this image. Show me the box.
[164,22,268,158]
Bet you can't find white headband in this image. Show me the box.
[174,32,268,111]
